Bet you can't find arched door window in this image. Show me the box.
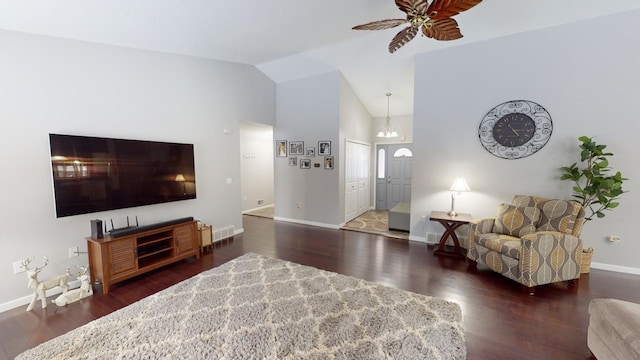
[393,148,413,157]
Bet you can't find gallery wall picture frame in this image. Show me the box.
[318,141,331,155]
[306,147,315,157]
[290,141,304,155]
[289,157,297,166]
[324,156,334,170]
[276,140,287,157]
[300,159,311,169]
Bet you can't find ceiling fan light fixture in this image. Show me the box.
[377,92,398,138]
[352,0,483,53]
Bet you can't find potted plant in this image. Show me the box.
[560,136,627,272]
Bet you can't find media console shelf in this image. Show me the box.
[87,218,199,294]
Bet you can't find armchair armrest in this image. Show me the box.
[467,218,496,259]
[469,218,496,235]
[519,231,583,284]
[520,231,582,251]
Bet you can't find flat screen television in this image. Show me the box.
[49,134,196,217]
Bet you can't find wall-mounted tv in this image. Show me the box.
[49,134,196,217]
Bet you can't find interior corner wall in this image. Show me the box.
[240,121,274,211]
[0,29,275,309]
[410,10,640,271]
[274,72,341,226]
[339,76,374,222]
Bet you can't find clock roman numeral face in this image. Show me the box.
[492,113,535,147]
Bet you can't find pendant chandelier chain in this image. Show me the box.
[377,92,398,138]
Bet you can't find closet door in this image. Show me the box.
[345,140,370,222]
[345,142,358,222]
[357,143,370,215]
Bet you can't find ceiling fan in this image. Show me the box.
[353,0,483,53]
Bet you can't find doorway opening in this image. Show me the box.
[239,121,275,219]
[341,143,412,239]
[375,144,413,210]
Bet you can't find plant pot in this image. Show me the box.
[581,247,594,274]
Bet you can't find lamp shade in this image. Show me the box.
[175,174,186,182]
[450,177,470,192]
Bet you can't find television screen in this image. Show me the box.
[49,134,196,217]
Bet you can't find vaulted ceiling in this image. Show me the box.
[1,1,639,117]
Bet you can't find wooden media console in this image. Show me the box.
[87,218,199,294]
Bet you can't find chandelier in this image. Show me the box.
[377,92,398,138]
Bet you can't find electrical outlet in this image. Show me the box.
[608,235,620,243]
[421,215,427,222]
[12,260,25,274]
[296,202,302,209]
[69,246,79,258]
[427,233,440,244]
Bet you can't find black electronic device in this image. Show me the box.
[108,217,194,238]
[107,216,139,235]
[49,134,197,217]
[90,219,104,239]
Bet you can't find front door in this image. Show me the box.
[376,144,412,210]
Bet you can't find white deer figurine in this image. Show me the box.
[22,257,69,311]
[53,265,93,306]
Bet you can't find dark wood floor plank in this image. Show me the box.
[1,215,638,359]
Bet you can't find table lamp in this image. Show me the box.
[175,174,187,195]
[448,177,470,216]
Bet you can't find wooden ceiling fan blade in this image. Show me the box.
[389,26,418,53]
[395,0,429,15]
[421,18,463,41]
[427,0,483,20]
[353,18,408,30]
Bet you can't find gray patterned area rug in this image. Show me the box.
[17,253,465,360]
[341,211,410,240]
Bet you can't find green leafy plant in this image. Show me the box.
[560,136,627,221]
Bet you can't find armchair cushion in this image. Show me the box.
[476,233,521,259]
[513,195,583,235]
[494,203,540,237]
[536,199,580,234]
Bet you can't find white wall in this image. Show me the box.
[274,72,341,226]
[240,121,274,211]
[0,29,275,308]
[410,10,640,272]
[274,72,373,227]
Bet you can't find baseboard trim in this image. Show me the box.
[0,279,81,314]
[590,262,640,276]
[274,217,340,230]
[242,204,274,214]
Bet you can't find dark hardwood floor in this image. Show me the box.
[2,215,639,359]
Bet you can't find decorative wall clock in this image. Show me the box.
[478,100,553,159]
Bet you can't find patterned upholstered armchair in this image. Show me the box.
[467,195,585,295]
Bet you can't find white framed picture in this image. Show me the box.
[290,141,304,155]
[318,141,331,155]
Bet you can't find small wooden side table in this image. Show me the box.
[198,224,213,253]
[429,211,472,259]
